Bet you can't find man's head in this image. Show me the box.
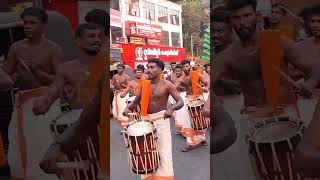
[306,4,320,38]
[75,23,102,56]
[204,63,210,74]
[116,64,125,74]
[20,7,48,39]
[146,58,165,80]
[134,68,143,79]
[170,62,176,71]
[136,64,145,73]
[174,64,183,78]
[270,3,287,25]
[180,60,191,75]
[212,6,233,51]
[85,9,109,37]
[227,0,257,41]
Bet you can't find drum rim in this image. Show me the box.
[246,116,304,144]
[124,120,157,137]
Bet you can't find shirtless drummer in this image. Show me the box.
[111,64,131,127]
[0,7,64,90]
[121,68,144,98]
[33,23,104,114]
[123,58,183,180]
[174,60,209,152]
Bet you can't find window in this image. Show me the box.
[171,32,180,47]
[125,0,140,17]
[161,30,169,46]
[111,26,123,44]
[158,6,168,23]
[170,10,179,25]
[110,0,120,10]
[142,0,155,20]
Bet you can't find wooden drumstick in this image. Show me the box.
[272,65,300,89]
[279,5,298,18]
[57,161,90,170]
[142,114,165,122]
[272,65,313,96]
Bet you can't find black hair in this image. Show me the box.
[85,9,109,34]
[212,6,231,23]
[272,3,287,15]
[21,7,48,23]
[134,68,143,73]
[174,64,182,70]
[180,60,190,66]
[227,0,257,11]
[204,63,210,68]
[136,64,145,72]
[147,58,165,71]
[116,63,125,69]
[307,4,320,19]
[75,23,101,38]
[170,62,177,65]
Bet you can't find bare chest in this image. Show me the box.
[16,46,52,70]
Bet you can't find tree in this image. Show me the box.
[182,0,210,55]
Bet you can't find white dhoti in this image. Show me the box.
[112,90,129,128]
[8,88,70,180]
[180,96,206,147]
[141,110,174,180]
[173,91,186,134]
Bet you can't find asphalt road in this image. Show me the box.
[110,117,210,180]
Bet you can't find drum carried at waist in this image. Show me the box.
[122,120,160,175]
[246,116,312,180]
[187,99,210,130]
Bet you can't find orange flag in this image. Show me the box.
[191,71,199,96]
[279,26,295,40]
[259,30,282,108]
[140,80,151,116]
[99,72,109,175]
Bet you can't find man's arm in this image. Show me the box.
[56,71,104,152]
[211,92,237,154]
[167,81,184,111]
[2,44,18,75]
[294,102,320,177]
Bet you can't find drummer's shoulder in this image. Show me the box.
[9,39,28,50]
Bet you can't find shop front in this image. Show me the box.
[121,44,186,69]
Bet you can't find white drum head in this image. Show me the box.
[252,121,299,142]
[127,121,154,136]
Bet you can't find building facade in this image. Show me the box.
[110,0,186,69]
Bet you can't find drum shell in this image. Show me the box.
[124,121,159,175]
[247,118,306,180]
[187,103,209,130]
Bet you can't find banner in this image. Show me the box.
[122,44,186,63]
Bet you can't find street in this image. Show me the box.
[110,117,210,180]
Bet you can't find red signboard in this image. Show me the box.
[125,21,162,39]
[122,44,186,65]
